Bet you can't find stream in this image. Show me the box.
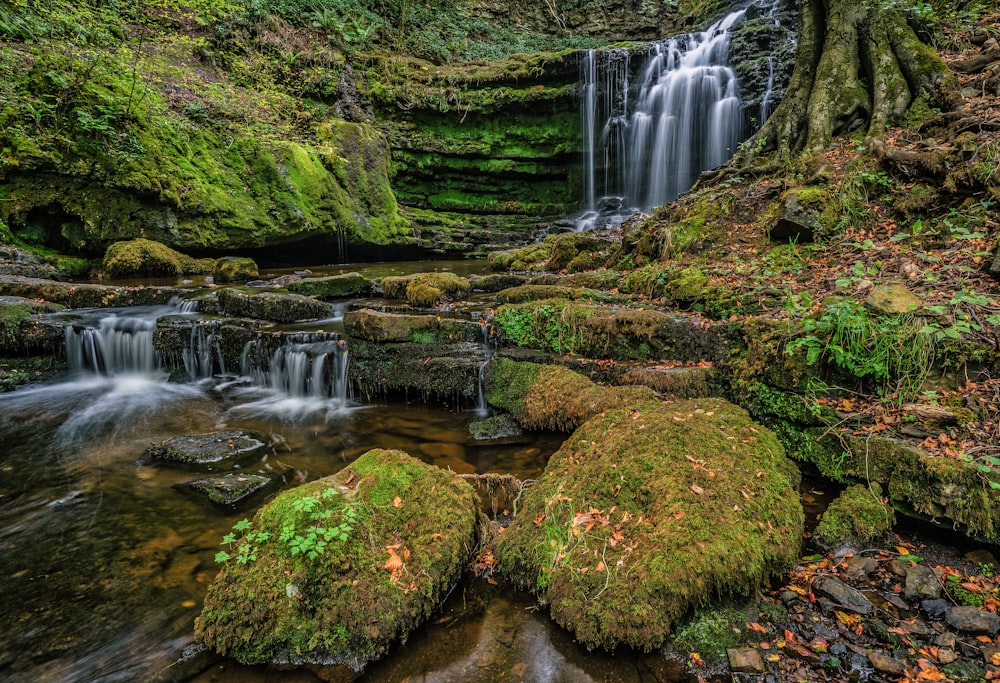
[0,260,697,682]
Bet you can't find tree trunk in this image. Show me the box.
[754,0,961,158]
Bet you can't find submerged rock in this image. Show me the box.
[496,396,803,651]
[177,472,285,512]
[144,431,265,468]
[468,414,523,442]
[196,449,478,670]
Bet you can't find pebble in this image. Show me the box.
[727,647,765,674]
[946,605,1000,635]
[938,647,958,664]
[869,650,906,675]
[843,556,878,581]
[904,563,941,599]
[922,598,949,621]
[812,575,873,614]
[887,559,909,576]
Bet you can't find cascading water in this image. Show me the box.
[575,9,747,231]
[235,332,352,419]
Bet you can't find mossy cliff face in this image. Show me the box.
[367,51,583,247]
[196,448,478,669]
[496,396,803,651]
[0,46,410,258]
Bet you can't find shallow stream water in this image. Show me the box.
[0,260,699,682]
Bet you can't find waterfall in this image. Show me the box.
[240,332,351,404]
[576,8,747,231]
[65,312,163,376]
[182,321,226,381]
[474,318,493,417]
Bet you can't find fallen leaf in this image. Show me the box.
[691,483,704,495]
[392,495,402,508]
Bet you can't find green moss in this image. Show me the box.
[213,257,259,283]
[672,605,750,663]
[216,288,331,322]
[286,273,373,298]
[196,448,478,667]
[0,354,66,392]
[666,266,708,302]
[102,238,208,278]
[483,358,657,432]
[496,397,803,651]
[815,484,894,547]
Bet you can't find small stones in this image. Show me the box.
[812,575,873,614]
[921,598,949,621]
[946,605,1000,635]
[727,647,765,674]
[869,650,907,675]
[904,563,941,600]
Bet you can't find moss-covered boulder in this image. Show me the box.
[379,272,471,307]
[487,233,612,273]
[286,273,373,299]
[213,257,259,283]
[102,239,211,278]
[0,276,187,309]
[769,186,838,242]
[349,340,483,405]
[815,483,895,548]
[195,448,478,669]
[344,309,482,344]
[216,288,331,323]
[483,358,657,431]
[496,397,803,651]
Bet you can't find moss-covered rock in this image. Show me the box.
[196,448,478,669]
[0,354,66,392]
[0,277,187,309]
[144,431,266,468]
[483,357,657,431]
[102,239,210,278]
[285,273,373,298]
[0,295,64,353]
[344,309,482,344]
[213,257,259,283]
[349,340,483,405]
[815,483,895,548]
[770,186,839,242]
[470,273,530,292]
[216,288,331,323]
[494,298,725,361]
[496,397,803,651]
[487,233,613,273]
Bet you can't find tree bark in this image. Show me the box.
[753,0,961,158]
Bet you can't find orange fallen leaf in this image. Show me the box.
[691,483,704,495]
[747,622,767,633]
[392,495,402,508]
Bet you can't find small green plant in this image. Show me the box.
[216,518,270,564]
[786,299,933,404]
[216,487,357,563]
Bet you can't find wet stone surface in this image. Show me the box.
[144,431,266,468]
[177,472,282,512]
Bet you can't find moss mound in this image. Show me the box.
[196,449,478,669]
[496,397,803,651]
[102,239,209,278]
[213,257,259,283]
[815,483,895,548]
[483,358,657,431]
[344,309,481,344]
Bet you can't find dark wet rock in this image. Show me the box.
[0,245,61,279]
[213,257,259,283]
[216,287,331,323]
[904,563,941,599]
[145,431,265,468]
[286,273,373,299]
[468,414,523,442]
[965,549,997,565]
[344,308,482,344]
[147,643,221,683]
[769,187,836,243]
[0,296,65,354]
[812,575,874,614]
[196,449,478,670]
[947,605,1000,635]
[939,647,959,664]
[727,647,765,674]
[869,650,907,675]
[177,472,283,512]
[496,397,803,651]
